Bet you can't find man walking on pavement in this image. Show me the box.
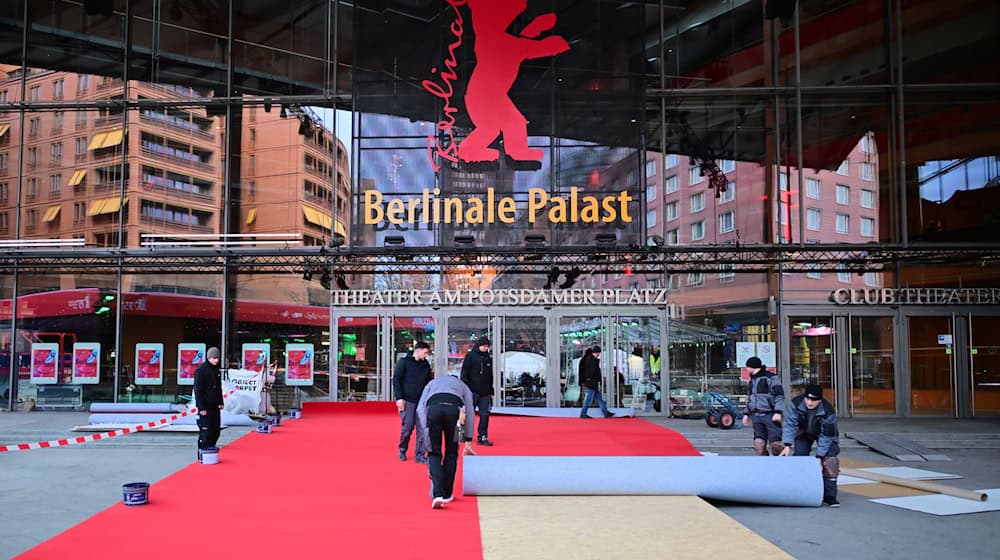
[741,356,785,456]
[579,346,615,419]
[460,336,494,446]
[393,341,433,463]
[780,383,842,507]
[417,370,476,508]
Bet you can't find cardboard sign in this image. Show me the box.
[177,343,206,386]
[135,343,164,385]
[285,343,314,386]
[72,343,101,384]
[30,343,59,385]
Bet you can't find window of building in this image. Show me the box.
[860,134,875,154]
[29,85,40,101]
[836,184,849,205]
[719,159,735,172]
[690,192,705,213]
[666,201,678,221]
[864,272,878,286]
[665,175,678,194]
[838,271,851,283]
[53,79,64,99]
[0,182,7,200]
[0,212,7,231]
[861,162,875,181]
[26,178,36,198]
[53,111,64,130]
[719,263,735,282]
[646,209,657,228]
[807,208,821,230]
[691,220,705,240]
[627,170,637,187]
[719,210,735,233]
[76,111,87,128]
[779,173,788,191]
[0,152,7,170]
[686,272,703,286]
[51,142,62,163]
[806,178,821,199]
[645,159,656,178]
[28,117,40,136]
[648,277,660,289]
[75,137,87,157]
[861,189,875,209]
[780,201,789,224]
[646,183,656,203]
[74,202,86,223]
[836,213,849,234]
[720,182,735,203]
[0,90,7,103]
[27,147,38,168]
[837,160,850,175]
[861,217,875,237]
[665,153,678,169]
[26,208,38,228]
[689,166,703,185]
[807,265,822,280]
[77,75,90,93]
[666,229,679,245]
[49,174,61,196]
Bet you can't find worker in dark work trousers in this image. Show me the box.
[194,346,224,459]
[417,371,476,509]
[393,341,433,463]
[740,356,785,456]
[460,336,494,446]
[780,383,841,507]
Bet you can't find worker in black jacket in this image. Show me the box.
[393,341,433,463]
[780,384,841,507]
[460,336,494,446]
[741,356,786,456]
[193,346,223,458]
[579,346,614,419]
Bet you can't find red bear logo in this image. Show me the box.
[457,0,570,163]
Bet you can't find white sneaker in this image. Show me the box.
[442,496,454,504]
[432,497,445,509]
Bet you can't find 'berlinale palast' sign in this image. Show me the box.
[332,288,674,308]
[832,288,1000,305]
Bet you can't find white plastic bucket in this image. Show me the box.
[200,446,219,464]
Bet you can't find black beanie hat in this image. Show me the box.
[476,337,491,348]
[745,356,763,369]
[804,384,824,399]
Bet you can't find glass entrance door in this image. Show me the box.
[609,315,663,412]
[335,314,436,402]
[789,316,838,403]
[969,315,1000,416]
[496,316,547,407]
[908,316,955,415]
[848,316,896,414]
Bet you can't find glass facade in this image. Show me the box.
[1,1,998,417]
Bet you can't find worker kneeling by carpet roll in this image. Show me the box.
[463,456,824,507]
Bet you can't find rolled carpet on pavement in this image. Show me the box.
[463,455,825,507]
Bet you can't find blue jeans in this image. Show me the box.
[581,388,610,417]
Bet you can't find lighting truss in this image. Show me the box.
[0,244,997,275]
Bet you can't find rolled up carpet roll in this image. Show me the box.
[463,455,824,507]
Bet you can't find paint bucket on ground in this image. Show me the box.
[200,446,220,464]
[288,408,301,419]
[122,482,150,506]
[256,421,272,434]
[267,414,281,426]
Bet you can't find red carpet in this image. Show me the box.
[16,403,698,559]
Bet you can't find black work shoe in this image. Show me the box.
[823,497,841,508]
[580,414,592,419]
[604,411,616,418]
[478,438,494,446]
[398,450,407,461]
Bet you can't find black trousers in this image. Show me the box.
[426,403,460,499]
[197,408,221,449]
[472,393,491,440]
[794,438,841,500]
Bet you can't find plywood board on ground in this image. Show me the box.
[478,495,792,560]
[840,457,887,469]
[841,483,931,499]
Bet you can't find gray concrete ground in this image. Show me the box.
[1,411,999,559]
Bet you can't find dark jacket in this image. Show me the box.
[782,394,839,458]
[746,368,785,414]
[193,361,223,411]
[460,347,493,396]
[579,352,602,389]
[392,354,432,403]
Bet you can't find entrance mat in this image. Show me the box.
[491,406,635,418]
[870,488,1000,516]
[477,495,793,560]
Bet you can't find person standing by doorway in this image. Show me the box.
[393,341,433,463]
[741,356,786,456]
[579,346,615,419]
[194,346,223,459]
[460,336,494,446]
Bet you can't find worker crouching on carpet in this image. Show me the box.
[779,383,841,507]
[417,372,476,509]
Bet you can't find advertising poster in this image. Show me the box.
[242,343,270,374]
[285,343,314,386]
[72,343,101,384]
[135,343,165,385]
[30,343,59,385]
[177,343,206,386]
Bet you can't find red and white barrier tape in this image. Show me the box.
[0,389,236,453]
